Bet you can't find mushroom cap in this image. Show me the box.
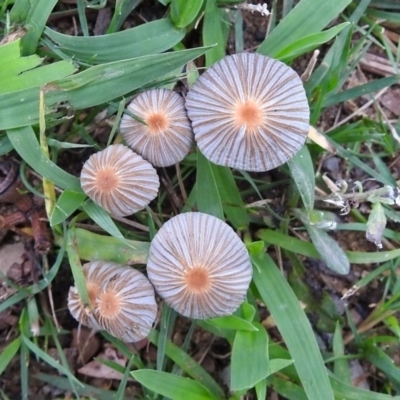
[67,260,113,330]
[185,53,310,172]
[93,264,158,342]
[80,144,159,217]
[147,212,252,319]
[120,89,193,167]
[68,261,158,342]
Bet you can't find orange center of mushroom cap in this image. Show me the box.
[95,168,120,193]
[183,266,211,294]
[235,100,263,132]
[146,112,169,134]
[97,290,121,319]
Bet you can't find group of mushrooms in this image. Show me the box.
[68,53,310,342]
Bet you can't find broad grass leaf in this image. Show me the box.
[330,374,400,400]
[276,22,350,62]
[207,315,258,331]
[287,145,315,213]
[203,0,229,66]
[170,0,204,28]
[70,228,149,265]
[46,46,213,109]
[107,0,142,33]
[251,250,334,400]
[333,322,351,384]
[231,322,269,390]
[196,150,224,220]
[44,19,185,64]
[7,126,82,191]
[82,200,132,247]
[257,0,352,58]
[323,75,400,107]
[132,370,221,400]
[258,228,400,264]
[15,0,58,55]
[212,166,249,229]
[50,190,87,226]
[148,330,224,399]
[0,338,20,375]
[0,47,212,130]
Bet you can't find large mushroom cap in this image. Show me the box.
[80,144,159,217]
[120,89,193,167]
[68,261,158,342]
[147,212,252,319]
[185,53,310,172]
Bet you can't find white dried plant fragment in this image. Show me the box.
[120,89,193,167]
[80,144,159,217]
[147,212,252,319]
[185,53,310,172]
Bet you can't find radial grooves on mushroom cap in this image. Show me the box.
[120,89,193,167]
[93,265,158,342]
[185,53,310,172]
[67,260,114,331]
[80,144,159,217]
[147,212,252,319]
[68,260,158,342]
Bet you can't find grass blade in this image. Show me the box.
[258,229,400,264]
[287,145,315,213]
[7,125,82,191]
[66,228,149,264]
[0,338,20,375]
[20,335,83,386]
[258,0,352,57]
[251,248,334,400]
[44,18,185,64]
[196,150,224,220]
[231,322,269,390]
[148,330,225,399]
[132,369,220,400]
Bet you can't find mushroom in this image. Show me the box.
[185,53,310,172]
[67,260,113,331]
[120,89,193,167]
[80,144,159,217]
[68,261,158,342]
[147,212,252,319]
[93,264,158,342]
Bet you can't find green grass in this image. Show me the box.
[1,0,400,399]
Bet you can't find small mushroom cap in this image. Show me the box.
[93,264,158,342]
[185,53,310,172]
[147,212,252,319]
[80,144,159,217]
[67,260,114,330]
[120,89,193,167]
[68,261,158,342]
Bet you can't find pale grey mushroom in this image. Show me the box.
[120,89,193,167]
[80,144,159,217]
[92,263,158,342]
[185,53,310,172]
[147,212,252,319]
[68,260,116,331]
[68,260,158,342]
